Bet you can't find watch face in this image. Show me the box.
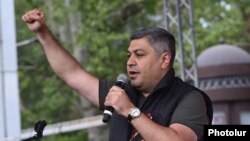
[130,108,140,117]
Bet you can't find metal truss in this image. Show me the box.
[163,0,198,87]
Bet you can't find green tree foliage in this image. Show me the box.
[194,0,250,53]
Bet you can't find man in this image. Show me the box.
[22,9,212,141]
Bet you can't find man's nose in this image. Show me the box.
[127,55,136,66]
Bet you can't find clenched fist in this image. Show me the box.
[22,9,46,33]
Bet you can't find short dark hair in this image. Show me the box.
[130,27,176,67]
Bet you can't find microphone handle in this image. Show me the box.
[102,106,114,123]
[102,81,125,123]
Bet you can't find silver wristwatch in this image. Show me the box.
[128,107,141,122]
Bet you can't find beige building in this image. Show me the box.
[197,44,250,124]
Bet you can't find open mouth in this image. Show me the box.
[128,71,140,79]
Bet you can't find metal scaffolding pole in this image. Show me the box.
[163,0,198,87]
[0,0,21,141]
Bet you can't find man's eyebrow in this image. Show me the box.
[127,48,144,53]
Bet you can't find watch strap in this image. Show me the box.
[127,114,133,122]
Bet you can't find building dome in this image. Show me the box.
[197,44,250,67]
[197,44,250,78]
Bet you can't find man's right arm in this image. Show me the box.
[22,9,99,107]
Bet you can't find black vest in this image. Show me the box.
[108,69,213,141]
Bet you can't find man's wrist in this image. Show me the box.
[127,107,141,122]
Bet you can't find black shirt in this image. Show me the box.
[99,69,211,141]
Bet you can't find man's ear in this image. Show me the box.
[161,52,171,69]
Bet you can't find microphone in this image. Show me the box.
[102,73,128,123]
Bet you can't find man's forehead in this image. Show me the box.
[128,39,151,51]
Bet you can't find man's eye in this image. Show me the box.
[136,54,144,57]
[127,54,131,58]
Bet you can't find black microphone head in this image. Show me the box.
[117,73,128,84]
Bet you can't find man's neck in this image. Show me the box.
[142,92,151,97]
